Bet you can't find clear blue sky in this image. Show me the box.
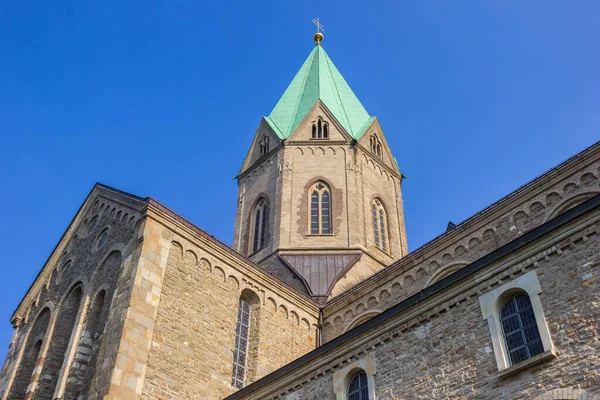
[0,1,598,363]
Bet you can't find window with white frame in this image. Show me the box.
[333,355,376,400]
[500,293,544,365]
[479,270,554,373]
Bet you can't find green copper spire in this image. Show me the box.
[265,45,373,140]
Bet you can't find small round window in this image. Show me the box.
[88,216,98,233]
[97,229,109,249]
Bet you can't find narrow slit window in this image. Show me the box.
[321,191,330,234]
[379,210,387,252]
[372,205,379,247]
[318,119,322,138]
[310,191,319,234]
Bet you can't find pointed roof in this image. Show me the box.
[265,45,373,140]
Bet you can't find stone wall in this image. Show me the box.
[0,187,144,400]
[322,148,600,341]
[139,211,319,400]
[229,202,600,400]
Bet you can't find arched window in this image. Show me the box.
[8,309,51,399]
[37,285,84,397]
[232,298,250,389]
[251,199,267,253]
[231,290,260,389]
[347,371,369,400]
[370,134,382,158]
[311,118,329,139]
[88,216,98,233]
[500,293,544,365]
[372,199,388,252]
[309,182,331,234]
[97,228,109,249]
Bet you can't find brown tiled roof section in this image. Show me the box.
[279,253,362,297]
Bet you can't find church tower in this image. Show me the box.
[233,33,408,301]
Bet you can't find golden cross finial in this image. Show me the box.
[312,18,324,45]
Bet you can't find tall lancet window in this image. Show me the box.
[372,199,388,252]
[231,290,260,389]
[251,199,267,253]
[232,298,251,389]
[309,182,331,234]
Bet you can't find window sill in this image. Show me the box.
[248,247,265,257]
[496,350,556,379]
[309,138,330,140]
[374,246,392,257]
[305,233,334,237]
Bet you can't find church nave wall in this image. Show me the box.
[227,199,600,400]
[140,220,319,400]
[321,144,600,342]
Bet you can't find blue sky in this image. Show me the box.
[0,1,598,363]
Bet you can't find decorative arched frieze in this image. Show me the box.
[546,192,599,221]
[424,262,469,288]
[344,311,382,332]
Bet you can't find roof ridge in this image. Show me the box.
[320,47,353,135]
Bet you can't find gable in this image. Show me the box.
[287,102,352,142]
[238,119,282,175]
[10,184,147,322]
[356,118,401,175]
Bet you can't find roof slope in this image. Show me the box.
[265,45,373,140]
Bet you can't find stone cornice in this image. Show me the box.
[324,141,600,315]
[145,200,320,315]
[225,193,600,400]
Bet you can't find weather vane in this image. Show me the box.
[312,18,324,45]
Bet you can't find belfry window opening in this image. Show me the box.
[370,134,382,158]
[258,134,269,156]
[310,182,331,234]
[311,118,329,139]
